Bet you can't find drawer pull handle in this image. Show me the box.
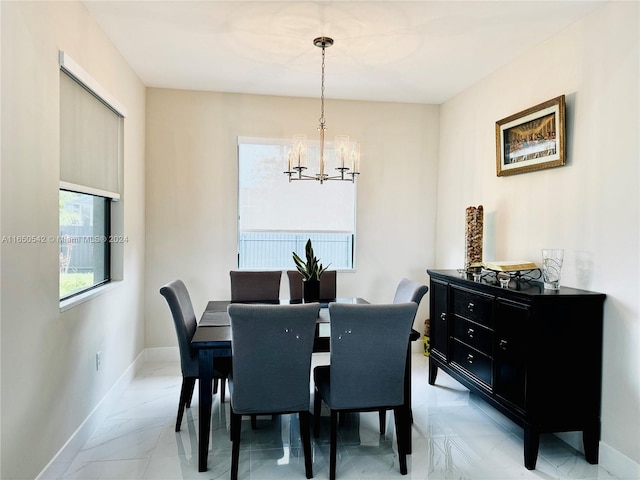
[467,328,475,338]
[499,339,508,350]
[440,312,446,321]
[467,302,475,312]
[466,353,474,364]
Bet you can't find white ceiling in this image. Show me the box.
[83,1,605,104]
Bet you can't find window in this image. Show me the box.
[238,137,356,270]
[59,190,110,299]
[59,52,125,301]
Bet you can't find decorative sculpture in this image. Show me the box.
[465,205,484,272]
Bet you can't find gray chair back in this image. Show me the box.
[393,278,428,305]
[230,270,282,302]
[287,269,337,300]
[228,302,320,413]
[327,302,418,410]
[159,280,198,378]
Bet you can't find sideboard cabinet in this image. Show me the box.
[426,269,605,470]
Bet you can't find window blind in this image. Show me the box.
[59,57,123,198]
[238,137,356,232]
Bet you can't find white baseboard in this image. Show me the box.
[600,441,640,480]
[145,346,179,363]
[411,339,425,354]
[36,350,146,479]
[556,431,584,454]
[555,432,640,479]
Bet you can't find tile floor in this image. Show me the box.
[43,353,619,480]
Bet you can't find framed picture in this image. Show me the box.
[496,95,565,176]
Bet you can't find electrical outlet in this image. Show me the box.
[96,351,102,371]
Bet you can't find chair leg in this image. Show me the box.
[313,387,322,438]
[213,377,219,395]
[185,377,197,408]
[220,377,226,403]
[330,410,338,480]
[379,409,386,434]
[393,407,408,475]
[176,377,196,432]
[299,411,313,479]
[230,411,242,480]
[251,415,257,429]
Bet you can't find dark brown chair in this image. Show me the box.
[230,270,282,302]
[287,269,337,300]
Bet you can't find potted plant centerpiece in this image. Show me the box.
[292,239,329,302]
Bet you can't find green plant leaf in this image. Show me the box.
[291,239,329,281]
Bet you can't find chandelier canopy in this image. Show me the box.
[285,37,360,184]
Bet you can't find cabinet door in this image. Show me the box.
[429,279,449,361]
[493,299,529,411]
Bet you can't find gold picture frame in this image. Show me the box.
[496,95,565,176]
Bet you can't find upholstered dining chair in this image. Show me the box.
[393,277,429,306]
[313,302,418,480]
[287,269,337,300]
[228,303,320,480]
[230,269,284,429]
[159,280,231,432]
[377,277,430,433]
[230,270,282,302]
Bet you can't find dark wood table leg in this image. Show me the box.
[198,349,214,472]
[524,425,540,470]
[583,420,601,464]
[403,344,412,454]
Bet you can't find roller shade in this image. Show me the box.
[59,55,123,198]
[238,137,356,232]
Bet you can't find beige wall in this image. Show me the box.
[0,2,146,478]
[145,90,439,348]
[436,1,639,474]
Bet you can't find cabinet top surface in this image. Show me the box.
[427,269,606,299]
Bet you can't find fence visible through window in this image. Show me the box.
[59,190,110,299]
[238,232,353,270]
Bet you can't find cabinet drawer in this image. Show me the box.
[453,318,493,357]
[452,287,493,328]
[452,340,492,386]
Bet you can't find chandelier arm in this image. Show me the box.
[287,173,321,181]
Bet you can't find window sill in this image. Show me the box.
[59,280,121,313]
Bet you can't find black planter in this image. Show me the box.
[303,279,320,302]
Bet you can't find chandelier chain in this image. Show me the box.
[319,43,326,128]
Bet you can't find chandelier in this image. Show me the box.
[285,37,360,184]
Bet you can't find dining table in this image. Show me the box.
[191,297,419,472]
